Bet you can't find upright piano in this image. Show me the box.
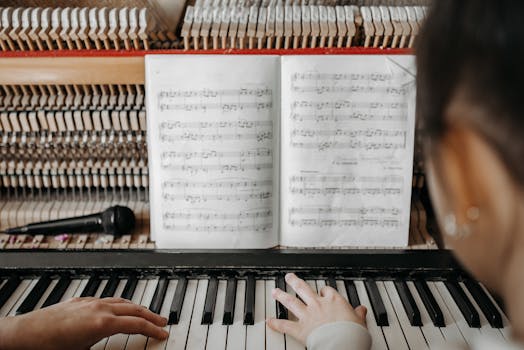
[0,0,512,348]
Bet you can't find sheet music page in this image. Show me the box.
[280,55,416,247]
[146,55,280,248]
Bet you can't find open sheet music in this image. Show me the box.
[146,54,415,248]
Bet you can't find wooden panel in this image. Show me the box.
[0,56,145,85]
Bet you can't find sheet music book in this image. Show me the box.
[146,54,416,249]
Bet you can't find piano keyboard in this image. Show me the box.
[0,250,511,349]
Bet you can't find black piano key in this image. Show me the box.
[463,280,503,328]
[414,280,445,327]
[244,275,255,325]
[444,281,480,328]
[276,275,288,320]
[223,277,236,325]
[121,275,138,300]
[0,276,21,309]
[42,275,71,308]
[394,281,422,326]
[202,276,218,324]
[16,274,52,315]
[344,280,361,308]
[326,277,338,291]
[169,276,188,324]
[80,275,101,297]
[149,275,169,314]
[364,280,388,326]
[100,275,120,298]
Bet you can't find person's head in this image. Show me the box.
[417,0,524,293]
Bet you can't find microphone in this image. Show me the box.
[2,206,135,236]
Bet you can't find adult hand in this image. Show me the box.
[0,297,168,350]
[267,273,367,345]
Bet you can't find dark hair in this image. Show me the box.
[416,0,524,181]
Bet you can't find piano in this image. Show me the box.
[0,0,513,349]
[0,250,511,349]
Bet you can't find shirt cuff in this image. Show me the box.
[306,321,372,350]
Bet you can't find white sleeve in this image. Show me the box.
[306,321,372,350]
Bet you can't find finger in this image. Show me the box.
[108,316,169,339]
[111,304,168,326]
[319,286,338,298]
[267,318,300,339]
[272,288,306,318]
[355,305,367,324]
[285,273,317,305]
[100,297,133,304]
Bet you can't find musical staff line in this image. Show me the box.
[162,223,273,233]
[158,87,273,99]
[291,128,406,138]
[159,120,273,129]
[162,179,273,189]
[291,112,407,122]
[162,192,272,203]
[289,187,402,196]
[291,85,410,96]
[289,175,404,183]
[159,102,273,112]
[288,218,401,228]
[160,163,273,173]
[160,131,273,143]
[289,207,401,215]
[160,148,272,161]
[162,209,272,220]
[291,100,408,110]
[290,141,406,151]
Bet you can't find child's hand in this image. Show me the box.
[267,273,367,345]
[0,297,168,350]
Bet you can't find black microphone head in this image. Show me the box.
[101,206,135,236]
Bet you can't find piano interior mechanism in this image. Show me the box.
[0,0,512,349]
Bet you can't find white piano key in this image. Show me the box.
[266,280,285,350]
[479,283,512,339]
[354,280,389,350]
[316,280,326,293]
[33,278,58,310]
[8,279,38,316]
[113,279,128,298]
[433,282,479,347]
[406,281,446,348]
[383,281,428,349]
[126,278,159,350]
[459,282,505,341]
[285,285,305,350]
[91,278,125,350]
[246,280,265,350]
[105,279,147,350]
[206,280,228,350]
[425,282,467,347]
[167,279,198,350]
[0,279,32,317]
[186,279,210,350]
[146,279,178,350]
[336,280,349,302]
[72,279,90,298]
[60,279,82,302]
[375,281,409,350]
[306,280,317,293]
[226,280,246,350]
[93,279,108,298]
